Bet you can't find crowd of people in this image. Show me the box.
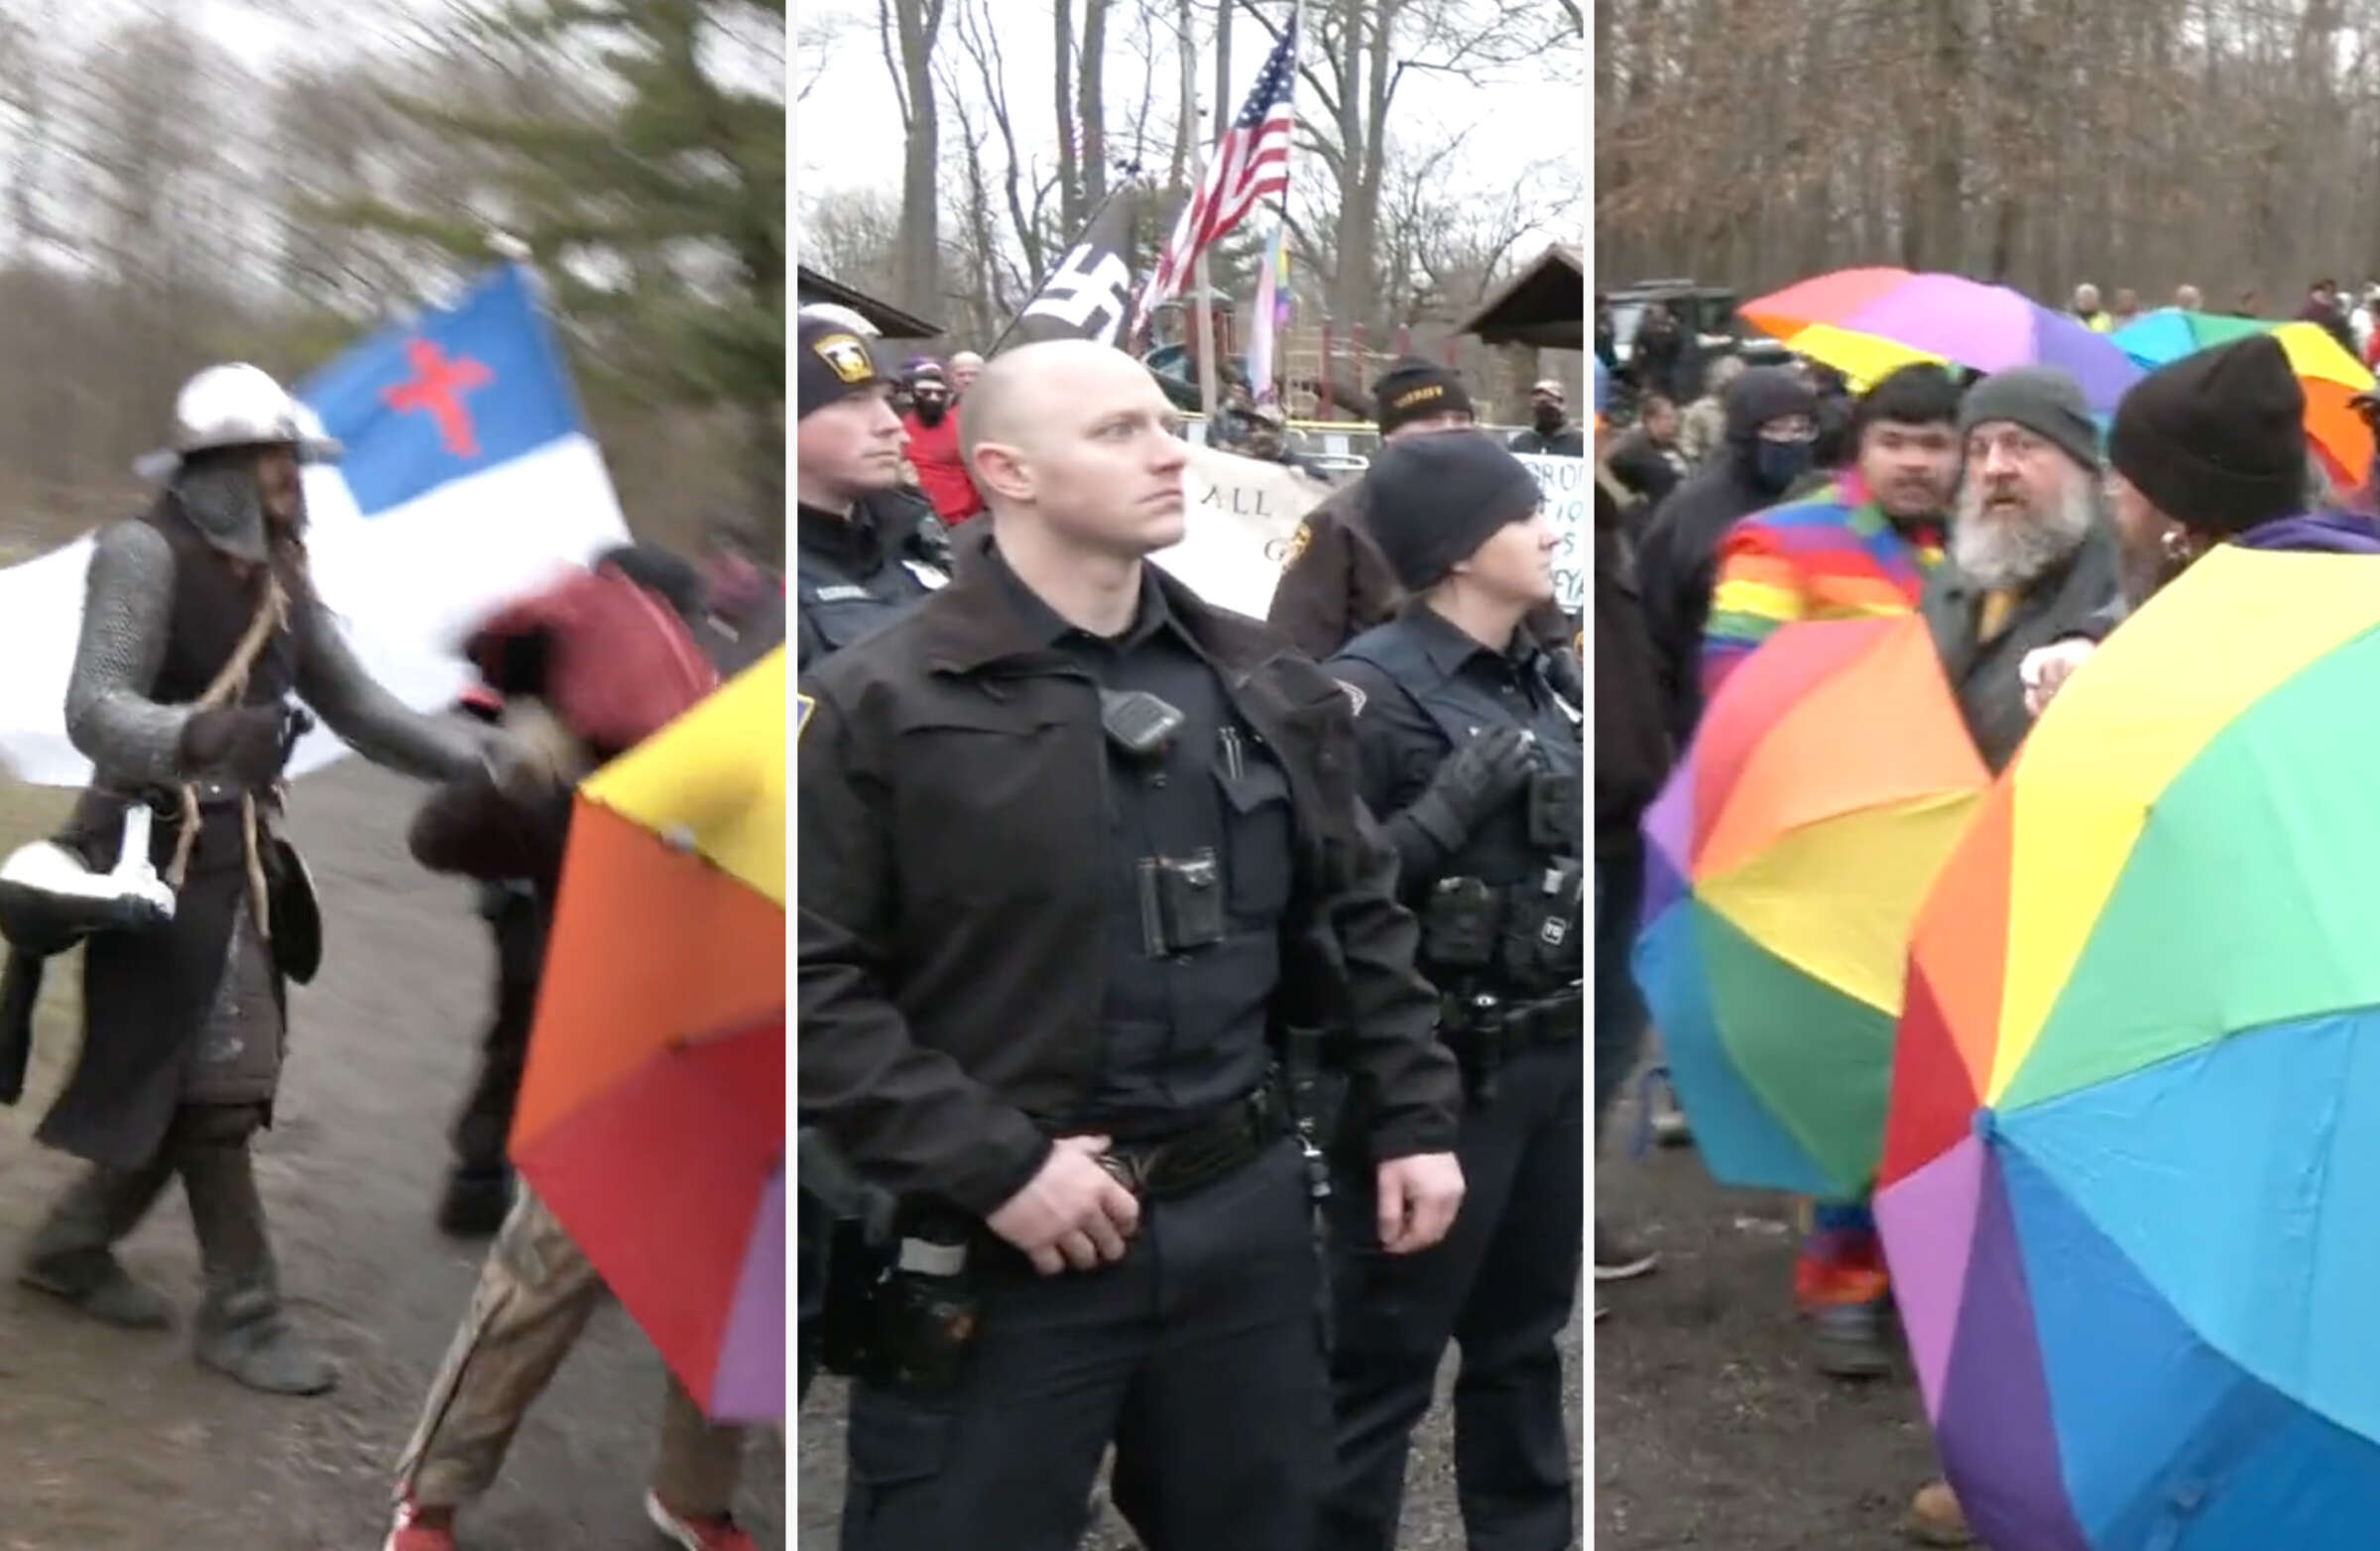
[0,359,783,1551]
[1595,283,2371,1544]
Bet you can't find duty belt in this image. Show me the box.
[1091,1087,1287,1201]
[1440,983,1585,1064]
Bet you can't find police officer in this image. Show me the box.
[799,338,1466,1551]
[794,312,952,669]
[1319,432,1587,1551]
[1265,356,1478,660]
[794,311,954,1400]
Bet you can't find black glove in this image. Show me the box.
[1407,725,1536,851]
[179,705,288,788]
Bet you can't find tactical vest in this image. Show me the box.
[1336,621,1584,998]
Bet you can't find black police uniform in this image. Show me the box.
[1319,602,1587,1551]
[799,528,1462,1551]
[795,484,952,1398]
[794,492,951,669]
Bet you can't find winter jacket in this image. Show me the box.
[1919,519,2120,772]
[1633,366,1820,742]
[1701,471,1944,698]
[1595,479,1672,853]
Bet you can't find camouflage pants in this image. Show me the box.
[394,1188,747,1515]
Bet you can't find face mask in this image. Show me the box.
[1752,438,1814,494]
[1532,405,1566,434]
[912,398,947,426]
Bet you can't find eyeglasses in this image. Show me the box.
[1966,427,2055,464]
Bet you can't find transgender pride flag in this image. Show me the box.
[0,264,630,786]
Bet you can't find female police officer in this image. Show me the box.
[1319,432,1586,1551]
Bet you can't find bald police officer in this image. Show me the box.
[800,340,1466,1551]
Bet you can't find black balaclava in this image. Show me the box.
[1724,367,1820,495]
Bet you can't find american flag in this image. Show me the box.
[1139,14,1297,318]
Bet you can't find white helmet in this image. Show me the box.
[134,363,342,481]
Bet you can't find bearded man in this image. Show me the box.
[1922,366,2120,772]
[901,360,986,526]
[9,363,536,1395]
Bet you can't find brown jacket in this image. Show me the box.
[1265,478,1399,660]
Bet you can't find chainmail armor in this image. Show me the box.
[64,522,192,789]
[292,590,487,782]
[173,460,270,562]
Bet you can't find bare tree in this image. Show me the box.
[1598,0,2380,309]
[1242,0,1575,334]
[881,0,949,314]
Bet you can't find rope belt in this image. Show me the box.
[162,572,291,943]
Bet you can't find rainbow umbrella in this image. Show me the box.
[510,647,787,1423]
[2110,308,2377,488]
[1878,546,2380,1550]
[1741,270,2144,413]
[1632,614,1988,1198]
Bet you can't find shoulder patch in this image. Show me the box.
[1282,520,1312,568]
[1332,677,1367,715]
[795,691,816,741]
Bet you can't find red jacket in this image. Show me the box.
[466,562,720,760]
[902,410,985,525]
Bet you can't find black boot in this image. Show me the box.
[178,1136,337,1395]
[19,1157,176,1330]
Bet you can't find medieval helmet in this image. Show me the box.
[133,363,342,483]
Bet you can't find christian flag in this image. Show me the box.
[0,264,630,786]
[1006,184,1142,350]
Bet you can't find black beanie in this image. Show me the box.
[1371,356,1475,436]
[798,314,888,419]
[2109,334,2307,537]
[1363,432,1544,592]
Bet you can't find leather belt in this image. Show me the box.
[1092,1088,1286,1201]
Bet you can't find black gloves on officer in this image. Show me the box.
[1404,725,1536,854]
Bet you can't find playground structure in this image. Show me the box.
[1141,297,1491,421]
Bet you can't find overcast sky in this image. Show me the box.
[794,0,1586,251]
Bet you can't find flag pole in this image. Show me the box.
[1260,0,1302,410]
[1191,27,1222,431]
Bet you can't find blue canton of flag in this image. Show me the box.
[299,265,586,519]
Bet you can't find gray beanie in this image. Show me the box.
[1958,366,2100,472]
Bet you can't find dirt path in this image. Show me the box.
[1594,1094,1946,1551]
[0,761,785,1551]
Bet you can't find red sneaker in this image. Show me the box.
[383,1495,457,1551]
[645,1491,757,1551]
